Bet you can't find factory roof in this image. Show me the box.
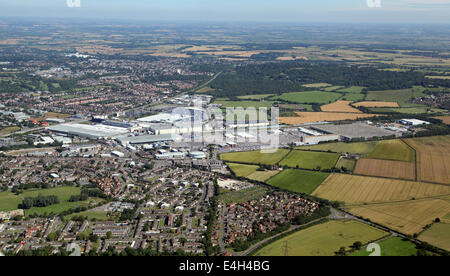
[48,123,129,138]
[116,134,180,144]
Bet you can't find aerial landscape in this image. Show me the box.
[0,0,449,262]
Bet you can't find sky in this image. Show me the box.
[0,0,449,24]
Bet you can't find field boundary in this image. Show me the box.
[401,138,418,181]
[344,193,450,208]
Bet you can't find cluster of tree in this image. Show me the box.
[292,206,331,225]
[119,207,137,222]
[19,194,59,209]
[203,178,221,256]
[208,61,437,98]
[231,222,291,252]
[69,188,108,202]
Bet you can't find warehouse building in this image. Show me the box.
[155,152,186,159]
[301,134,340,145]
[397,119,430,126]
[48,123,129,139]
[116,134,180,145]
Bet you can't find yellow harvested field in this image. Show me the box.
[312,174,450,204]
[426,75,450,80]
[321,101,362,113]
[433,116,450,125]
[347,197,450,235]
[354,158,415,180]
[279,112,376,125]
[405,136,450,184]
[37,112,71,122]
[353,101,400,108]
[196,51,261,58]
[303,83,331,88]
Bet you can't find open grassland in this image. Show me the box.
[0,187,101,217]
[0,126,21,136]
[321,100,361,113]
[369,107,444,114]
[366,139,415,162]
[64,211,110,222]
[277,91,341,104]
[340,93,366,101]
[366,88,426,107]
[350,237,419,256]
[226,163,281,182]
[218,186,268,204]
[405,136,450,184]
[336,158,356,172]
[247,170,280,182]
[298,141,378,155]
[354,159,415,180]
[353,101,400,108]
[279,150,340,170]
[279,112,376,125]
[37,112,71,121]
[312,174,450,204]
[322,86,343,92]
[347,197,450,235]
[220,149,290,165]
[433,116,450,125]
[227,163,259,177]
[419,223,450,251]
[255,220,388,256]
[337,86,365,93]
[266,169,329,194]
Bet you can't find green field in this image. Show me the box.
[297,140,414,162]
[279,103,314,111]
[366,140,415,162]
[64,211,110,222]
[337,86,366,93]
[341,93,366,101]
[255,220,388,256]
[298,141,378,155]
[366,87,427,107]
[336,158,356,172]
[0,187,102,217]
[218,186,269,204]
[247,170,280,182]
[220,149,290,165]
[276,91,342,104]
[418,223,450,251]
[279,150,340,170]
[227,163,259,177]
[369,107,446,114]
[226,163,279,181]
[322,86,343,92]
[350,237,419,256]
[266,169,329,194]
